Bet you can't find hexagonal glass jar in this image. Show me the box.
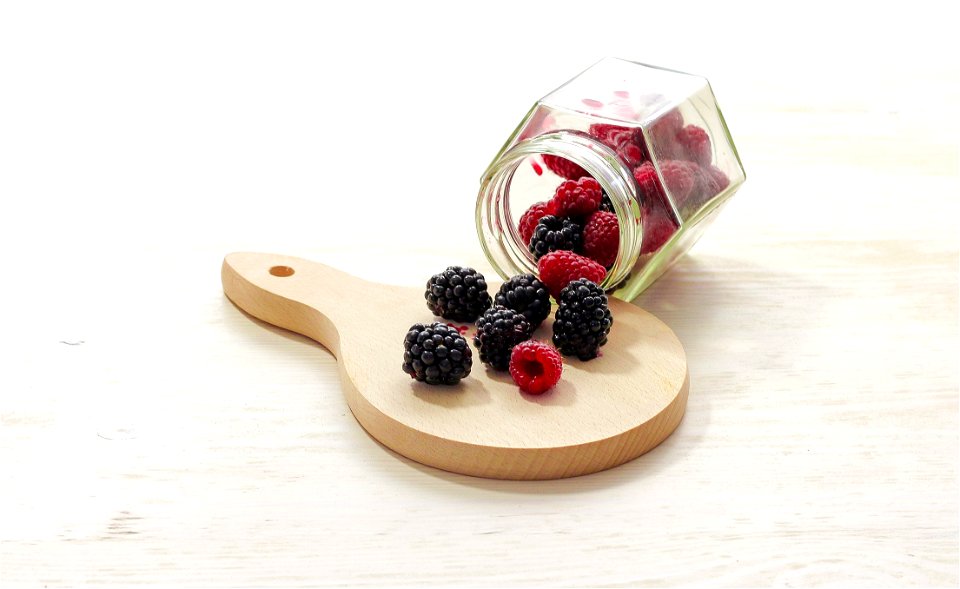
[476,57,746,300]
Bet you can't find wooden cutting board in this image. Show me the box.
[221,252,689,480]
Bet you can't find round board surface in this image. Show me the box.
[222,252,689,480]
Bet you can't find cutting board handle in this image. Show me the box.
[221,252,373,356]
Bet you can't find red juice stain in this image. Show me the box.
[614,90,630,99]
[581,98,603,109]
[531,160,543,176]
[446,323,469,335]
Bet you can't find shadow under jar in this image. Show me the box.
[476,57,746,301]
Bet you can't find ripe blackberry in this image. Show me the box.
[402,322,472,385]
[494,274,551,329]
[425,266,492,322]
[528,215,583,260]
[552,279,613,360]
[599,192,614,213]
[473,306,532,370]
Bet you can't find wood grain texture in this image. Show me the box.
[1,4,958,587]
[221,252,689,480]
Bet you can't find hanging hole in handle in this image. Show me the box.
[269,265,295,277]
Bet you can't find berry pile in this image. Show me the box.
[525,112,730,264]
[407,263,614,393]
[523,176,620,272]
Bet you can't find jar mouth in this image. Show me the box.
[476,130,643,292]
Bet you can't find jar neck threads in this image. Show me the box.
[476,131,643,290]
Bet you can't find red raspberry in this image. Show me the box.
[509,340,563,395]
[703,164,730,194]
[583,211,619,268]
[633,160,697,207]
[617,142,646,167]
[645,109,685,158]
[675,125,712,165]
[589,123,635,145]
[518,201,555,245]
[537,250,606,299]
[633,161,663,205]
[590,124,647,166]
[541,154,588,180]
[550,177,603,217]
[640,203,678,255]
[650,109,684,143]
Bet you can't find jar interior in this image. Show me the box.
[478,58,746,301]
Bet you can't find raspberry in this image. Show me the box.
[675,125,711,165]
[589,123,635,144]
[702,164,730,195]
[537,250,606,299]
[640,203,678,255]
[646,109,685,158]
[425,266,492,322]
[615,140,646,167]
[633,161,661,204]
[509,340,563,395]
[518,201,554,245]
[541,154,588,180]
[583,211,619,268]
[474,306,532,370]
[681,164,731,216]
[649,109,684,144]
[494,274,552,329]
[528,215,583,260]
[633,160,696,207]
[552,279,613,360]
[402,322,472,385]
[590,124,647,166]
[550,177,603,218]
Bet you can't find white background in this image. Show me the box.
[1,1,957,586]
[1,1,955,288]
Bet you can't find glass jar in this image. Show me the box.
[476,57,746,301]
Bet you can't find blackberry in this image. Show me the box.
[425,266,492,322]
[402,322,472,385]
[473,306,532,370]
[494,274,551,329]
[528,215,583,260]
[599,192,614,213]
[552,278,613,360]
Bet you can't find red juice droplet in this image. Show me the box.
[581,98,603,109]
[531,160,543,176]
[614,90,630,99]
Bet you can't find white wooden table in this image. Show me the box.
[1,2,957,586]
